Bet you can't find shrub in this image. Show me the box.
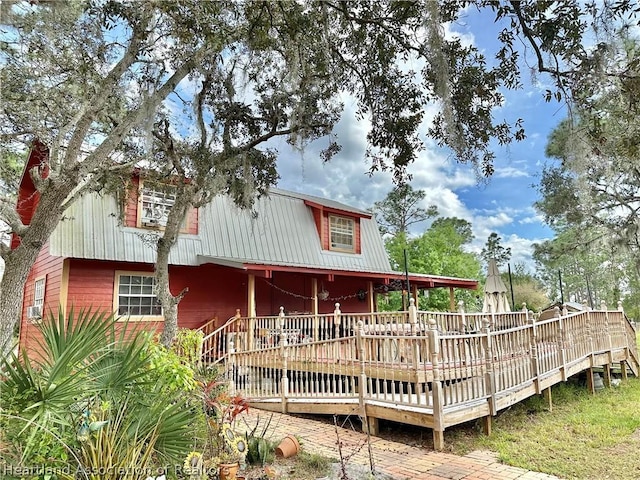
[0,307,201,479]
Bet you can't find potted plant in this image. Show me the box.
[216,423,248,479]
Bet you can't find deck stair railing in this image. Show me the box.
[198,309,247,365]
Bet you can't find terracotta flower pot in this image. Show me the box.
[218,462,240,480]
[275,434,301,458]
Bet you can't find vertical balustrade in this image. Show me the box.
[529,311,541,393]
[279,308,289,413]
[410,299,421,399]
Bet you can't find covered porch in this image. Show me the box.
[197,255,479,325]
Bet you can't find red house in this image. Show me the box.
[16,146,478,353]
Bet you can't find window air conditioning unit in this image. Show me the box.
[27,305,42,319]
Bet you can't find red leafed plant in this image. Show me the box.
[202,380,249,423]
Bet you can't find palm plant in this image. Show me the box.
[1,307,198,477]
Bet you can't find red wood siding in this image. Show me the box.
[256,271,370,315]
[123,175,198,235]
[21,255,377,362]
[123,177,140,228]
[310,207,323,246]
[18,241,64,359]
[12,142,49,249]
[65,259,247,330]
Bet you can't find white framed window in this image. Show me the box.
[329,215,355,252]
[34,277,45,308]
[115,273,163,317]
[140,183,176,227]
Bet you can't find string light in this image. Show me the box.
[261,278,366,302]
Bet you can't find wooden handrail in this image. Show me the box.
[211,306,638,449]
[197,316,219,336]
[199,309,242,365]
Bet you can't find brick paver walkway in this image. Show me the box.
[240,408,560,480]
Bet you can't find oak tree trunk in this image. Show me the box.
[157,187,192,347]
[0,180,74,357]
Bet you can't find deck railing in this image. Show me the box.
[198,300,638,449]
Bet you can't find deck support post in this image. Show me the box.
[333,303,342,359]
[482,318,497,416]
[227,337,236,394]
[543,387,552,412]
[602,301,615,365]
[368,281,375,313]
[356,320,377,435]
[448,287,455,312]
[621,361,628,380]
[312,279,320,341]
[602,364,611,388]
[557,308,568,381]
[528,312,541,394]
[279,308,289,413]
[409,299,420,373]
[482,415,492,436]
[457,300,466,333]
[586,367,595,394]
[428,317,445,450]
[364,416,379,436]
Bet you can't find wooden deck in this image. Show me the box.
[199,301,639,449]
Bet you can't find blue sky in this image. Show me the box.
[274,7,566,272]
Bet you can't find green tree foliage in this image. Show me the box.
[381,217,482,312]
[534,37,640,316]
[536,36,640,261]
[1,1,638,353]
[372,184,438,236]
[481,232,512,267]
[0,149,23,196]
[533,226,633,314]
[506,262,549,312]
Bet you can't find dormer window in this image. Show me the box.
[140,183,176,227]
[329,215,355,252]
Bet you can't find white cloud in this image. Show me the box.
[494,166,530,179]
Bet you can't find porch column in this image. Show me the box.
[449,287,455,312]
[412,284,419,309]
[247,274,257,317]
[311,278,320,341]
[247,274,256,350]
[311,277,319,315]
[367,281,375,313]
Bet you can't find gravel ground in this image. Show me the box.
[319,462,395,480]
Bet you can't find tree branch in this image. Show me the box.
[80,51,203,176]
[62,10,153,167]
[509,0,573,80]
[0,197,27,237]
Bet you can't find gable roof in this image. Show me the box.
[49,188,389,272]
[47,187,478,290]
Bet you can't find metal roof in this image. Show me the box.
[49,188,390,273]
[196,189,390,273]
[48,187,478,290]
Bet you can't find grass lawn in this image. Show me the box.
[445,375,640,479]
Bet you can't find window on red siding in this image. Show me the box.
[34,278,45,308]
[117,274,162,316]
[140,184,176,228]
[329,215,355,252]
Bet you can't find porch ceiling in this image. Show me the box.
[196,254,478,290]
